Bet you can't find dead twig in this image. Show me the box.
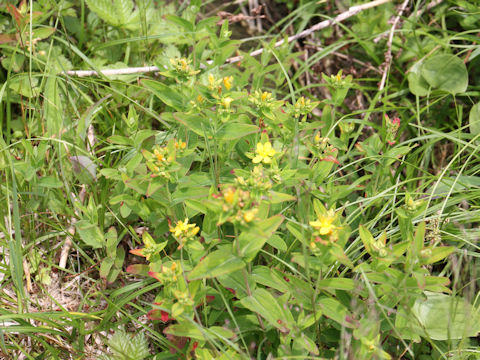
[64,0,393,77]
[378,0,410,92]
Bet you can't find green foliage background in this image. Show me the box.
[1,0,480,359]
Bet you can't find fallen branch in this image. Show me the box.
[378,0,410,92]
[64,0,392,77]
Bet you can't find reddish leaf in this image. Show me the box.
[125,264,148,276]
[321,156,340,164]
[6,4,22,27]
[0,34,16,44]
[147,309,171,322]
[129,248,145,257]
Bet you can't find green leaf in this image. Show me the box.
[86,0,121,27]
[252,266,289,293]
[421,54,468,95]
[469,102,480,136]
[164,323,235,341]
[269,191,296,204]
[188,248,245,280]
[293,333,319,356]
[266,234,287,251]
[37,176,63,188]
[413,221,425,255]
[359,225,374,256]
[422,246,455,265]
[317,297,354,328]
[142,80,184,111]
[174,113,213,138]
[215,123,259,141]
[317,278,356,291]
[240,288,294,331]
[407,60,430,97]
[32,27,56,40]
[75,220,104,249]
[105,227,118,256]
[239,215,284,261]
[100,257,114,279]
[44,76,62,135]
[411,292,480,340]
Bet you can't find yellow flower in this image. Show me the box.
[310,211,336,235]
[170,218,200,238]
[223,76,233,91]
[261,91,271,102]
[221,97,233,108]
[208,74,215,88]
[253,141,276,164]
[175,141,187,150]
[243,209,258,223]
[154,149,165,162]
[224,187,236,204]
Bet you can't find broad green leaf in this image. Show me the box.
[317,278,356,291]
[105,227,118,256]
[164,323,235,341]
[266,234,287,251]
[317,297,354,328]
[44,76,62,135]
[10,75,40,98]
[171,185,210,204]
[422,246,455,265]
[400,292,480,340]
[75,220,104,249]
[421,54,468,95]
[215,123,259,141]
[239,215,284,261]
[142,80,184,111]
[188,248,245,280]
[286,222,307,245]
[293,333,319,356]
[32,27,56,40]
[269,191,296,204]
[37,176,63,188]
[413,221,425,254]
[174,113,213,138]
[252,266,289,293]
[107,247,125,283]
[407,60,430,97]
[469,102,480,136]
[359,225,374,256]
[217,271,255,299]
[100,257,114,279]
[240,288,294,331]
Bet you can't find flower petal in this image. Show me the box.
[252,155,263,163]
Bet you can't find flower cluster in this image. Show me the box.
[309,208,340,254]
[249,90,277,110]
[129,231,166,261]
[214,187,259,226]
[313,135,339,164]
[143,143,176,180]
[170,57,200,77]
[235,165,272,200]
[169,218,200,249]
[285,96,318,119]
[385,114,401,145]
[252,141,277,164]
[148,262,179,283]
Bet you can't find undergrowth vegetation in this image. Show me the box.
[1,0,480,359]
